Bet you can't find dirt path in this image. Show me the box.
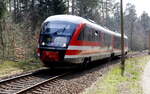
[142,62,150,94]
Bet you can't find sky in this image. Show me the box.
[120,0,150,16]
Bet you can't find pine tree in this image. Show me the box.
[0,0,6,20]
[52,0,67,15]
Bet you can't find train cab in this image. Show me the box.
[37,18,80,67]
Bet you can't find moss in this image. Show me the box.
[0,58,42,77]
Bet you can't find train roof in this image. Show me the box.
[44,15,128,39]
[44,15,86,24]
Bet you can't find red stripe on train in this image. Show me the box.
[65,50,81,55]
[65,49,113,55]
[71,23,85,41]
[69,40,101,46]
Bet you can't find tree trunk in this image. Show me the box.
[67,0,70,14]
[101,0,105,26]
[9,0,11,12]
[130,22,134,50]
[106,0,108,26]
[149,32,150,54]
[14,0,17,22]
[72,0,75,15]
[0,21,5,59]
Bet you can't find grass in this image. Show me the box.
[82,55,150,94]
[0,58,43,78]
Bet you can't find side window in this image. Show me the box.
[104,33,112,47]
[118,37,121,49]
[84,27,91,41]
[95,30,101,42]
[78,26,101,42]
[114,36,121,49]
[125,38,128,47]
[87,28,100,42]
[88,28,93,41]
[78,28,84,40]
[78,26,90,41]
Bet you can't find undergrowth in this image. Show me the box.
[0,58,42,77]
[82,55,150,94]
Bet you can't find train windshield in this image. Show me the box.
[40,21,77,48]
[41,21,77,36]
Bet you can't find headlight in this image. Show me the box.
[37,53,40,57]
[62,43,67,47]
[42,42,45,46]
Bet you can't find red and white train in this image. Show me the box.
[37,15,128,68]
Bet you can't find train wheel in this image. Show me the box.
[81,57,91,70]
[111,53,114,58]
[43,62,55,70]
[50,66,55,70]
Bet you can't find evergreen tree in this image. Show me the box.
[52,0,67,15]
[140,12,150,30]
[0,0,6,20]
[124,3,137,50]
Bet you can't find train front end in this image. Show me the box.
[37,19,77,67]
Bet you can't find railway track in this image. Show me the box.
[0,51,148,94]
[0,69,71,94]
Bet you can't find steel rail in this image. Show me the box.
[0,68,46,84]
[15,72,71,94]
[0,72,33,84]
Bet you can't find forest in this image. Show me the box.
[0,0,150,61]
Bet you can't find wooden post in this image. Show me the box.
[120,0,125,76]
[149,32,150,54]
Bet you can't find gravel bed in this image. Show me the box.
[33,59,121,94]
[127,52,148,58]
